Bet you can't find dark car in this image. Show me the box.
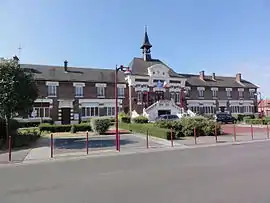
[214,113,236,124]
[155,114,180,122]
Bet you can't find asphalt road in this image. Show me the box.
[1,142,270,203]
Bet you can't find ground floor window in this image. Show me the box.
[81,106,120,117]
[190,106,216,114]
[231,105,254,114]
[32,107,50,118]
[81,107,99,117]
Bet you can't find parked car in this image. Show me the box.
[214,113,236,124]
[155,114,180,122]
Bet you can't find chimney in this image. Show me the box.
[212,73,216,81]
[64,60,68,72]
[236,73,241,82]
[199,71,205,80]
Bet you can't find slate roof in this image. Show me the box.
[20,64,126,83]
[129,57,258,88]
[181,73,258,88]
[129,57,185,78]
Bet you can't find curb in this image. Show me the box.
[1,137,270,168]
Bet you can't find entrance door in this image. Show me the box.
[61,108,71,124]
[158,110,171,116]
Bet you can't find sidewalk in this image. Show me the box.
[175,131,269,146]
[1,130,270,165]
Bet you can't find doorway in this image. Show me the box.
[61,108,71,124]
[158,110,171,116]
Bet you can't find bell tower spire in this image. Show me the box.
[140,26,152,61]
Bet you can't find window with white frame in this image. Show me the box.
[118,87,125,97]
[48,85,57,97]
[81,107,99,117]
[226,90,232,98]
[175,92,180,103]
[185,88,190,97]
[198,90,204,97]
[239,91,244,98]
[97,87,105,97]
[249,89,255,98]
[137,91,142,103]
[231,106,240,113]
[212,89,218,98]
[75,86,83,97]
[107,107,116,116]
[32,107,50,118]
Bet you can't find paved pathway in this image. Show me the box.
[1,141,270,202]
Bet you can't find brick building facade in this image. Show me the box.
[18,29,259,123]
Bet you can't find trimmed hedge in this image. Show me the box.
[153,116,221,137]
[39,123,92,132]
[132,116,148,123]
[119,123,175,140]
[13,127,41,148]
[91,117,111,134]
[245,118,270,125]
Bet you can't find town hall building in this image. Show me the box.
[14,29,258,123]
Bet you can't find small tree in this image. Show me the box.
[0,58,38,142]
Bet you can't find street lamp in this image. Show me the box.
[115,65,131,151]
[180,88,187,112]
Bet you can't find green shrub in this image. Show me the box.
[70,125,76,133]
[16,119,53,128]
[132,116,148,123]
[233,114,255,122]
[39,123,92,132]
[245,118,270,125]
[39,123,71,132]
[154,116,220,137]
[121,116,131,123]
[91,117,111,134]
[14,127,41,148]
[119,123,175,140]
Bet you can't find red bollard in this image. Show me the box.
[251,124,254,140]
[233,124,237,142]
[146,130,149,149]
[8,135,12,162]
[215,123,218,143]
[194,127,197,144]
[50,134,54,158]
[266,124,269,139]
[170,127,174,147]
[86,131,89,154]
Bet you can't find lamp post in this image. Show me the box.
[115,65,131,151]
[180,87,187,112]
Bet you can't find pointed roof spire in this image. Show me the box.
[140,25,152,50]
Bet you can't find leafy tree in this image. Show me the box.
[0,57,38,142]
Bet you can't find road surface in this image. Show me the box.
[1,142,270,203]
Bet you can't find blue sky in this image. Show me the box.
[1,0,270,97]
